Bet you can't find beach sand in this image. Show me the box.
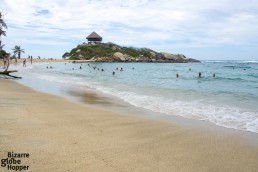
[0,79,258,172]
[0,58,92,66]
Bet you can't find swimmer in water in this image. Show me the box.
[198,72,202,78]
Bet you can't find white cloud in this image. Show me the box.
[1,0,258,59]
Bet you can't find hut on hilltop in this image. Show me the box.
[86,32,102,43]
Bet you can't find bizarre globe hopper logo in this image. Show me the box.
[1,152,30,171]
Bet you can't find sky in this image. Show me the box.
[1,0,258,60]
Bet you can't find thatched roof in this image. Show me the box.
[86,32,102,39]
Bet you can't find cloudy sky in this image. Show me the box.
[1,0,258,60]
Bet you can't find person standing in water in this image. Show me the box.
[198,72,202,78]
[23,59,26,67]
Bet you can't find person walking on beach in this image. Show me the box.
[30,56,33,64]
[23,59,26,67]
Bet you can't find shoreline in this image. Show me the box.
[3,61,258,135]
[12,61,258,135]
[1,78,258,171]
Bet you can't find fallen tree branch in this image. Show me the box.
[0,70,22,79]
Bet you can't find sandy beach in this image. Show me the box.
[0,79,258,172]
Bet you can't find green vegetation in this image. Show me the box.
[12,45,25,59]
[120,47,152,57]
[64,41,200,63]
[0,49,7,57]
[67,43,153,60]
[62,52,70,59]
[0,12,7,59]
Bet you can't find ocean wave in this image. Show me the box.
[241,61,258,64]
[202,60,258,64]
[107,90,258,133]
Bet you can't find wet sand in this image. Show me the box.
[0,79,258,172]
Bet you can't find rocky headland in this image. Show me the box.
[63,42,200,63]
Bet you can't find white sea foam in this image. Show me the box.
[67,80,258,133]
[242,60,258,63]
[108,90,258,133]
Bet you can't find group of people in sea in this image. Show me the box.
[62,62,131,76]
[43,62,251,80]
[86,63,127,76]
[22,56,34,67]
[55,62,219,79]
[176,68,216,79]
[46,66,53,69]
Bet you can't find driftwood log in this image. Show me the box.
[0,70,21,79]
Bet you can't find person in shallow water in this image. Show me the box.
[198,72,202,78]
[176,73,179,78]
[213,73,216,78]
[23,59,26,67]
[112,71,115,76]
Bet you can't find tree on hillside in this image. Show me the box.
[62,52,70,59]
[12,45,25,59]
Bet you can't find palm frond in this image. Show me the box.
[0,29,6,36]
[0,19,7,29]
[12,45,25,55]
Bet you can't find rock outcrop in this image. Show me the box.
[67,42,200,63]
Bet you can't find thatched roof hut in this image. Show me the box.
[86,32,102,43]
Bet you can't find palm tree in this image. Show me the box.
[0,12,7,57]
[12,46,25,59]
[0,12,7,29]
[0,30,6,49]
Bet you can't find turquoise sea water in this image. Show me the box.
[16,60,258,133]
